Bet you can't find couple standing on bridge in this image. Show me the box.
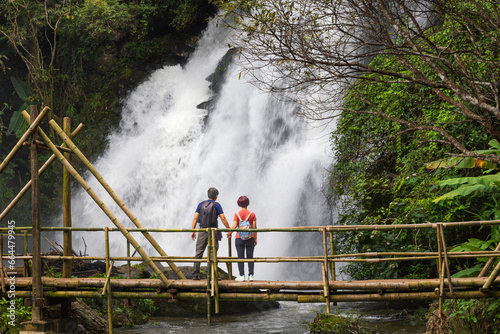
[190,187,257,281]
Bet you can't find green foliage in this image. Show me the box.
[431,140,500,202]
[0,298,32,334]
[83,296,157,328]
[328,0,500,281]
[303,312,377,334]
[443,299,500,334]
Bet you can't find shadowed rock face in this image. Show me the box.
[196,47,241,128]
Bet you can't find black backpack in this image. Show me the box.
[198,200,218,228]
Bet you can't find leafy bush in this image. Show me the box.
[0,297,32,334]
[304,312,377,334]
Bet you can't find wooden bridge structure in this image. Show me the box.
[1,106,500,333]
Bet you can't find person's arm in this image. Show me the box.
[191,212,199,241]
[253,219,257,246]
[220,213,232,238]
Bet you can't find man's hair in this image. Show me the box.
[207,187,219,200]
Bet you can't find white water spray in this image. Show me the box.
[66,21,332,280]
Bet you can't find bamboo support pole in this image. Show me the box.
[127,240,131,279]
[329,231,335,281]
[48,119,186,279]
[439,225,454,294]
[479,242,500,277]
[104,228,113,333]
[0,106,50,175]
[0,235,5,294]
[207,230,212,324]
[211,229,220,314]
[437,224,444,316]
[0,123,84,223]
[24,231,29,277]
[322,229,331,313]
[227,237,232,279]
[21,111,172,288]
[62,117,73,279]
[482,256,500,291]
[30,105,43,323]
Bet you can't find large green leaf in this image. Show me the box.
[426,157,499,170]
[6,103,28,135]
[433,174,500,202]
[10,76,31,101]
[489,139,500,150]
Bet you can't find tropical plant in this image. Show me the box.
[429,140,500,202]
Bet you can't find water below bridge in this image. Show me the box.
[115,301,426,334]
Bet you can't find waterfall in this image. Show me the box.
[65,20,333,281]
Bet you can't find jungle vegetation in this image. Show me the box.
[0,0,217,224]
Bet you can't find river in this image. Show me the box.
[115,301,426,333]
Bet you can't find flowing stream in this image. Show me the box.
[63,18,426,334]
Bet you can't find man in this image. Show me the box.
[191,187,231,280]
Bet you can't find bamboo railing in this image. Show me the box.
[1,108,500,329]
[2,220,500,324]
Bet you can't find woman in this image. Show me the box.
[232,195,257,281]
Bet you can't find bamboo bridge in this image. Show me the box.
[1,106,500,333]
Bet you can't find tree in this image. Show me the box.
[217,0,500,164]
[0,0,71,110]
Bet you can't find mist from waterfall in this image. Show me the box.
[65,20,333,281]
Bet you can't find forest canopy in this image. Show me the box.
[217,0,500,281]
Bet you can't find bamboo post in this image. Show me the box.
[211,229,220,314]
[207,229,212,324]
[329,231,336,281]
[439,225,454,294]
[127,240,131,279]
[48,119,186,279]
[227,237,232,279]
[0,106,50,175]
[322,228,331,313]
[62,117,73,279]
[23,231,29,277]
[329,230,337,307]
[104,228,113,334]
[0,234,5,294]
[21,111,172,288]
[437,224,444,316]
[30,105,43,322]
[0,123,84,222]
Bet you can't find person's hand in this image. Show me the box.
[191,232,196,241]
[254,240,258,246]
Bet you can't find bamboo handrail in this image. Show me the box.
[0,106,50,175]
[9,276,500,290]
[21,111,172,288]
[49,119,186,280]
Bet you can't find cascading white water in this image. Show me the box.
[65,20,332,280]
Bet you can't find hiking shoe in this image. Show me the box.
[248,275,254,281]
[235,276,245,281]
